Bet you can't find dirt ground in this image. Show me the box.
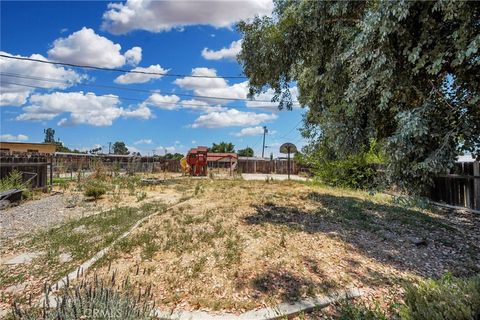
[1,176,479,316]
[77,178,479,314]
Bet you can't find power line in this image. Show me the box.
[0,71,301,104]
[0,54,247,79]
[2,80,292,110]
[278,119,303,140]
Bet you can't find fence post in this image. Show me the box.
[474,160,480,210]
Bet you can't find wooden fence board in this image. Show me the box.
[430,160,480,211]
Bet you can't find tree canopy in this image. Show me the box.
[112,141,129,155]
[238,0,479,192]
[238,147,254,157]
[164,153,184,160]
[209,142,235,153]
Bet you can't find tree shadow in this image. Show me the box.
[250,270,319,303]
[245,192,480,278]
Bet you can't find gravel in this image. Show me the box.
[0,194,86,246]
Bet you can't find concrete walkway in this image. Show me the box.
[154,288,362,320]
[242,174,308,181]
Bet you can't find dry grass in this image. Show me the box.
[82,179,480,313]
[2,177,479,315]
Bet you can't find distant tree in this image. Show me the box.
[89,147,102,154]
[164,153,184,160]
[112,141,129,155]
[43,128,73,152]
[44,128,55,143]
[238,147,254,157]
[55,142,71,153]
[209,142,235,153]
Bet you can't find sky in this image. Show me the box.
[0,0,305,157]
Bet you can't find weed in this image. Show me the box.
[0,170,30,198]
[84,180,107,201]
[136,191,147,202]
[194,183,204,196]
[11,274,155,319]
[401,273,480,320]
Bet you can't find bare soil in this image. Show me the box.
[76,179,480,314]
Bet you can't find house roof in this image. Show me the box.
[207,153,237,161]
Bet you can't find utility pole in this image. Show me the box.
[164,148,167,180]
[261,126,268,158]
[152,149,155,173]
[108,142,111,154]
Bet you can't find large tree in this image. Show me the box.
[238,147,254,157]
[209,142,235,153]
[238,0,479,192]
[112,141,129,155]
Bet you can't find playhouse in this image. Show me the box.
[186,146,237,176]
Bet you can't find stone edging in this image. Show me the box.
[154,288,362,320]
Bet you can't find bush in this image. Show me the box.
[313,155,380,190]
[0,170,31,199]
[11,277,155,319]
[302,139,385,190]
[332,300,390,320]
[84,180,107,200]
[401,274,480,320]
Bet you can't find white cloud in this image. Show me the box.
[234,126,264,137]
[0,51,83,106]
[124,47,142,66]
[0,134,29,142]
[180,99,226,113]
[16,91,152,126]
[140,94,225,113]
[192,140,196,144]
[246,86,300,109]
[191,108,277,128]
[48,27,142,68]
[114,64,169,84]
[174,67,249,103]
[122,104,152,119]
[102,0,273,34]
[141,92,181,110]
[134,139,153,145]
[202,40,242,60]
[155,146,176,154]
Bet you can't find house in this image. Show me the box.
[0,141,57,155]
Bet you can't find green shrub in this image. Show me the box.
[0,170,31,199]
[303,140,385,190]
[313,156,380,190]
[401,274,480,320]
[84,180,107,200]
[333,300,390,320]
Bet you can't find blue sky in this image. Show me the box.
[0,0,305,156]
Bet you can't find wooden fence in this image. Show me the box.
[237,157,301,174]
[430,160,480,211]
[53,153,181,174]
[0,154,52,189]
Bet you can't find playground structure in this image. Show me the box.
[186,146,237,176]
